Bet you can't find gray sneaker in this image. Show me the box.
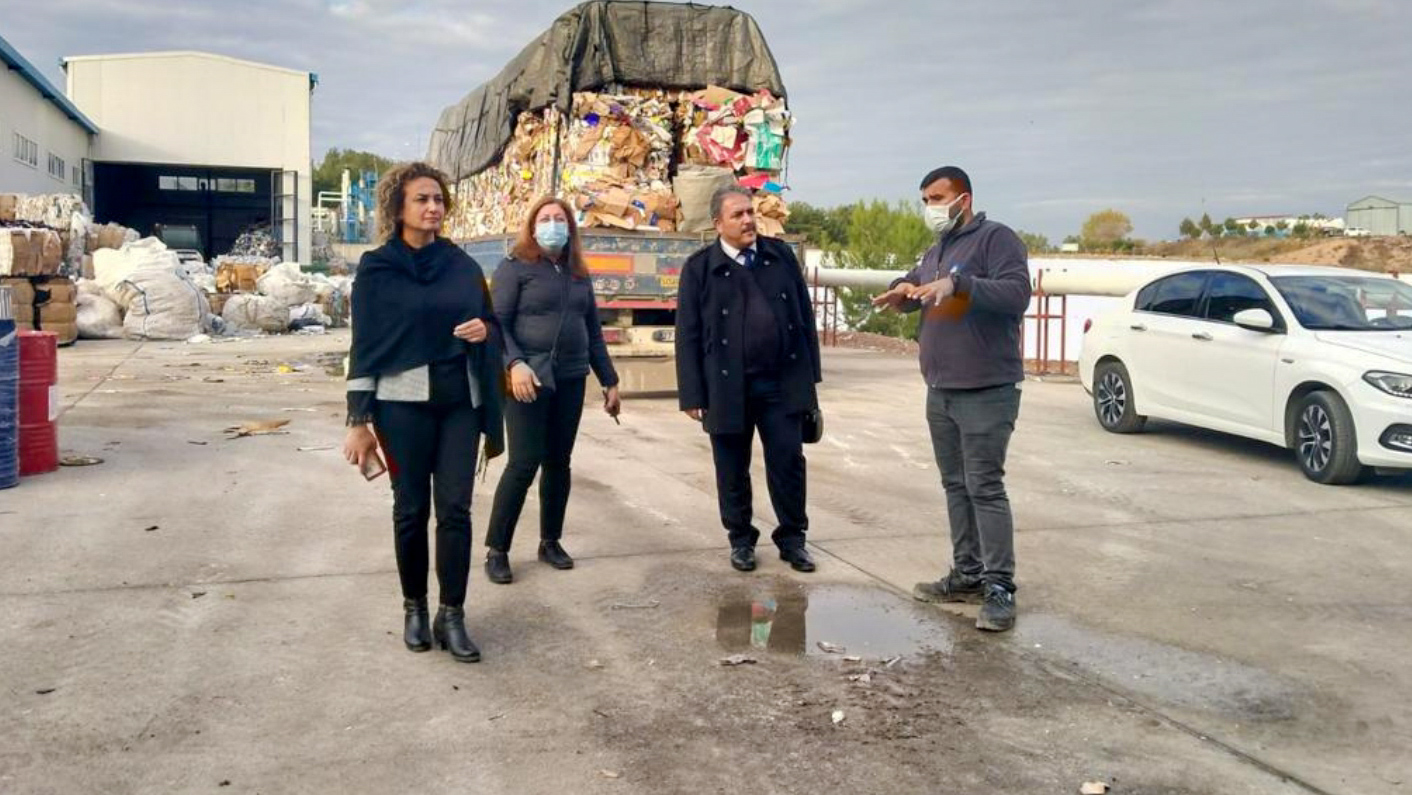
[976,584,1016,632]
[912,570,984,604]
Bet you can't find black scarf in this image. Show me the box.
[349,237,505,459]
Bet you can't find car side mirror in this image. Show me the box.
[1233,308,1277,333]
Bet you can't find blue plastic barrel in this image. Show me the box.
[0,285,18,489]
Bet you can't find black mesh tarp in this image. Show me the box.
[426,1,787,181]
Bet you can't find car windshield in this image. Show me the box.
[1269,275,1412,331]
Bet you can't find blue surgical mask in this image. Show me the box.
[535,220,570,251]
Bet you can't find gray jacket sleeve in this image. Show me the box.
[957,228,1031,315]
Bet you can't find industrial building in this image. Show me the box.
[2,32,314,263]
[0,33,98,197]
[64,51,315,262]
[1345,195,1412,237]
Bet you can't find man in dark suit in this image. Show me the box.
[675,185,823,573]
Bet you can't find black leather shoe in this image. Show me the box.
[485,551,513,584]
[538,540,575,570]
[433,605,481,663]
[730,546,757,572]
[780,546,817,573]
[403,598,431,652]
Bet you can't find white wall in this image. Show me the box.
[0,68,92,196]
[65,52,312,261]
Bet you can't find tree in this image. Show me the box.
[1209,225,1225,239]
[1292,222,1311,239]
[1223,217,1242,236]
[1016,230,1051,254]
[1247,220,1261,232]
[787,201,851,247]
[1264,225,1278,237]
[313,148,397,197]
[1179,217,1201,240]
[827,200,934,338]
[1080,209,1133,250]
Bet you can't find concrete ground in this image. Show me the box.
[2,332,1408,794]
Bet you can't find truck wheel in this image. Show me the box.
[1295,391,1367,485]
[1094,360,1146,434]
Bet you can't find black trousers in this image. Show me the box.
[709,377,808,551]
[374,400,482,607]
[485,376,587,551]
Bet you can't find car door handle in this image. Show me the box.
[1129,323,1147,331]
[1192,331,1213,341]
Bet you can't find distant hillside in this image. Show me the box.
[1130,237,1412,272]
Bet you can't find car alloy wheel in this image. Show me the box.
[1097,371,1127,428]
[1298,403,1333,473]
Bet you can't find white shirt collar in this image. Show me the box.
[718,239,757,264]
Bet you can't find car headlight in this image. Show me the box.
[1364,371,1412,399]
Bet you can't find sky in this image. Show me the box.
[5,0,1411,242]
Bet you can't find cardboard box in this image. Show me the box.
[216,262,268,293]
[0,194,17,222]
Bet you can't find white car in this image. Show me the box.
[1080,265,1412,484]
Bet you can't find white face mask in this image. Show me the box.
[924,194,967,235]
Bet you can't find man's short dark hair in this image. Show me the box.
[920,166,972,195]
[710,184,753,221]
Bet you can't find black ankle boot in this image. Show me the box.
[403,598,431,652]
[538,540,574,570]
[433,605,481,662]
[485,551,513,584]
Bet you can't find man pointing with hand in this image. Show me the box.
[873,165,1031,632]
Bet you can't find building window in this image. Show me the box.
[48,153,66,181]
[13,132,38,168]
[158,175,201,191]
[215,178,257,193]
[72,165,81,186]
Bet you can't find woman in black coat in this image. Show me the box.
[342,162,504,662]
[483,196,621,584]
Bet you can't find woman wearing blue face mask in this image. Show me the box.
[484,196,622,583]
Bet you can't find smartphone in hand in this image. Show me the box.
[360,451,387,481]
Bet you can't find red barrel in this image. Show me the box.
[18,330,58,476]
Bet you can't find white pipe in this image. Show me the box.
[807,258,1412,298]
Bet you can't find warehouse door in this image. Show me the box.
[91,163,274,260]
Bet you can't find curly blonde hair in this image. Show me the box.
[376,162,454,242]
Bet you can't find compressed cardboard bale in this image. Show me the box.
[46,321,79,346]
[39,302,78,325]
[0,194,18,222]
[38,230,63,275]
[1,277,36,308]
[0,229,41,276]
[33,277,77,306]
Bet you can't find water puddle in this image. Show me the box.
[715,584,952,659]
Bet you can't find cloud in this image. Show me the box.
[4,0,1410,241]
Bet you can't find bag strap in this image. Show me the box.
[547,262,571,364]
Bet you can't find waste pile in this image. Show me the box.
[429,2,794,239]
[443,85,792,238]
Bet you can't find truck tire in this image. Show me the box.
[1093,360,1146,434]
[1295,391,1367,485]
